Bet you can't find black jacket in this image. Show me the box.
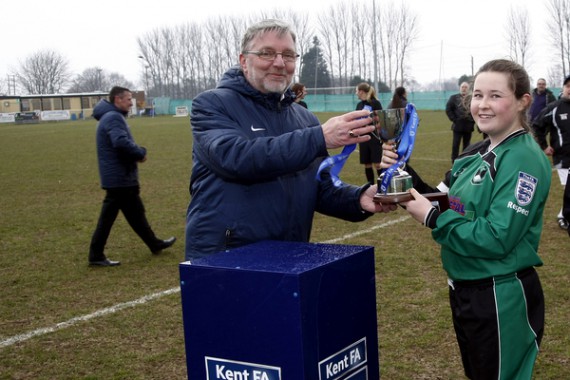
[446,93,475,133]
[532,97,570,167]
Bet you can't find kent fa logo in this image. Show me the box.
[515,172,537,206]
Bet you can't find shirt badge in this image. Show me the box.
[516,172,537,206]
[471,164,488,184]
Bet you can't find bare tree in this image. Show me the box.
[67,68,134,94]
[133,4,419,98]
[16,50,71,94]
[0,78,6,95]
[546,0,570,78]
[394,3,419,87]
[137,29,165,97]
[316,10,337,89]
[506,6,532,68]
[350,2,368,81]
[316,3,351,89]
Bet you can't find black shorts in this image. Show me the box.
[448,267,544,379]
[359,138,381,164]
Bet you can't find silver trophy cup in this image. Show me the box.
[373,108,414,204]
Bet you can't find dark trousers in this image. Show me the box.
[452,131,472,162]
[89,186,160,260]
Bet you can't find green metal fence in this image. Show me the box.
[151,88,563,115]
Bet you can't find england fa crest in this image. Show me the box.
[516,172,537,206]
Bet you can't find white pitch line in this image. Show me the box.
[322,215,410,244]
[1,216,408,349]
[1,288,180,348]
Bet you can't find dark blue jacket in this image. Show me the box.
[529,88,556,123]
[185,66,371,259]
[93,100,146,189]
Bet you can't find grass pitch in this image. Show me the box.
[0,112,568,379]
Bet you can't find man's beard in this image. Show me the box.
[246,66,292,94]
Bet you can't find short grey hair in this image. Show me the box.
[240,19,297,52]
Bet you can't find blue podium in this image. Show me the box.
[179,240,379,380]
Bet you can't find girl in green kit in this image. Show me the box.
[383,59,551,379]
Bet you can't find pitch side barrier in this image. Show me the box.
[151,87,563,115]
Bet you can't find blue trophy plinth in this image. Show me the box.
[179,240,379,380]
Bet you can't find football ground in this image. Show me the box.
[0,112,568,379]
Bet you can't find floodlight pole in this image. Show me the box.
[138,55,152,116]
[372,0,379,92]
[96,68,103,91]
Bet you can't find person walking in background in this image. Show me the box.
[382,59,551,380]
[532,74,570,230]
[89,86,176,267]
[446,81,476,162]
[291,82,308,108]
[529,78,556,123]
[184,19,395,260]
[387,86,407,109]
[355,82,383,184]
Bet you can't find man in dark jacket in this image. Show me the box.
[89,86,176,266]
[529,78,556,123]
[446,82,476,162]
[532,75,570,230]
[184,19,394,260]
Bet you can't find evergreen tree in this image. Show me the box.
[300,37,331,93]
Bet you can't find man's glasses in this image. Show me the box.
[243,49,300,63]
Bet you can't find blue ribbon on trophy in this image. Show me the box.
[378,103,420,195]
[315,143,356,187]
[315,105,374,187]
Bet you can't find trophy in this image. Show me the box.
[372,105,450,209]
[371,107,415,204]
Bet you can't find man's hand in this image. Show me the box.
[322,110,375,149]
[360,185,398,213]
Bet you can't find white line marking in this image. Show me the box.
[1,288,180,348]
[1,216,409,348]
[321,215,410,244]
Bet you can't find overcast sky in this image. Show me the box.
[0,0,559,91]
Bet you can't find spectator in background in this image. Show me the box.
[89,86,176,267]
[387,86,407,109]
[355,82,383,184]
[184,19,395,260]
[446,81,475,162]
[529,78,556,123]
[532,74,570,230]
[291,82,308,108]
